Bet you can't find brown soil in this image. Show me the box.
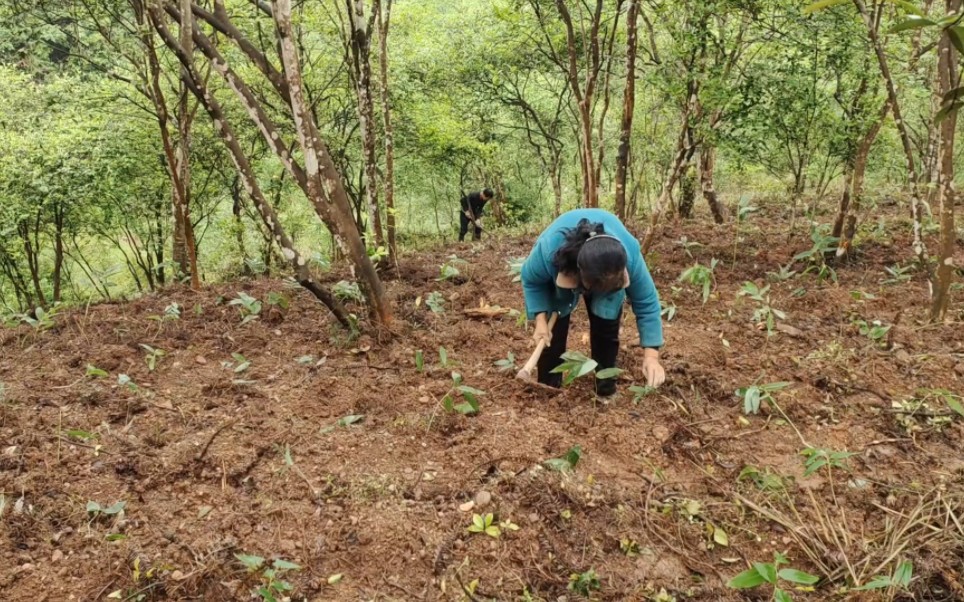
[2,205,963,602]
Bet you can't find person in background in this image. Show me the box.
[459,188,494,242]
[520,208,665,396]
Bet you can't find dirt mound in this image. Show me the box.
[2,211,963,601]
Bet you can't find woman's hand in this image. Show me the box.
[533,313,552,347]
[641,348,665,387]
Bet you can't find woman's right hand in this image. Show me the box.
[533,313,552,347]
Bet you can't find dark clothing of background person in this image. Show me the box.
[459,192,489,241]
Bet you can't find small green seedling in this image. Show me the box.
[766,264,797,282]
[86,364,109,378]
[620,538,640,557]
[493,352,516,373]
[87,500,126,519]
[226,353,251,373]
[678,259,719,304]
[568,569,601,597]
[117,374,138,392]
[414,350,424,372]
[735,382,790,415]
[629,385,657,403]
[149,302,181,322]
[507,257,525,282]
[229,292,262,324]
[441,372,484,415]
[727,552,819,601]
[467,513,501,538]
[438,346,451,368]
[266,291,289,310]
[738,282,786,336]
[550,351,619,386]
[660,302,677,321]
[800,446,856,477]
[544,445,583,472]
[853,318,891,344]
[235,554,301,602]
[883,263,912,285]
[18,306,58,331]
[425,291,445,313]
[139,344,165,371]
[438,256,466,281]
[855,559,913,593]
[738,466,788,493]
[676,236,704,258]
[333,281,364,302]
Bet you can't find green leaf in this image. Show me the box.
[949,26,964,56]
[574,359,599,379]
[595,367,624,379]
[754,562,777,585]
[86,364,108,378]
[327,573,343,585]
[415,350,424,372]
[889,16,938,32]
[66,429,97,441]
[713,525,729,546]
[442,395,454,412]
[104,501,126,515]
[893,560,913,586]
[778,568,819,585]
[935,101,962,124]
[773,588,792,602]
[484,525,501,538]
[803,0,849,14]
[563,445,583,468]
[337,414,365,426]
[105,533,127,541]
[854,576,893,590]
[235,553,265,570]
[889,0,926,17]
[272,559,301,571]
[86,501,102,513]
[727,567,766,589]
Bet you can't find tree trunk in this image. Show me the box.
[614,0,638,221]
[172,0,391,326]
[176,0,200,290]
[550,160,563,218]
[231,175,250,275]
[678,161,696,219]
[699,145,725,224]
[149,7,350,327]
[642,107,695,254]
[855,0,927,264]
[52,205,65,302]
[555,0,603,208]
[274,0,392,326]
[375,0,396,262]
[347,0,385,250]
[929,0,960,321]
[834,99,889,258]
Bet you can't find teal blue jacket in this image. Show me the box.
[521,209,664,348]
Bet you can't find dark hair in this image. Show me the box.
[482,188,494,199]
[552,219,627,293]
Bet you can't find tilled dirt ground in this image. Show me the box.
[2,204,963,601]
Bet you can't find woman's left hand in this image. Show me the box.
[641,348,665,387]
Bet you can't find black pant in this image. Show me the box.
[459,213,482,241]
[537,296,621,395]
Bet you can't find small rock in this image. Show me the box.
[895,349,912,364]
[194,355,207,365]
[458,501,475,512]
[652,425,670,442]
[171,570,186,581]
[51,550,64,562]
[776,323,805,338]
[279,539,296,553]
[474,491,492,508]
[528,513,540,524]
[19,563,35,572]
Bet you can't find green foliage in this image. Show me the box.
[467,513,501,538]
[265,292,289,310]
[333,281,364,303]
[568,569,601,596]
[235,554,301,602]
[544,445,583,472]
[727,552,818,601]
[678,259,719,304]
[629,385,657,403]
[493,352,516,372]
[883,263,913,284]
[229,292,262,324]
[800,446,856,476]
[139,344,165,372]
[86,500,126,518]
[855,560,913,592]
[852,318,891,343]
[507,257,525,283]
[441,372,484,415]
[736,382,791,415]
[414,349,424,372]
[425,291,445,313]
[18,306,59,331]
[549,351,597,386]
[738,282,787,335]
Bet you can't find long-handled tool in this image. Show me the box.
[516,312,561,392]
